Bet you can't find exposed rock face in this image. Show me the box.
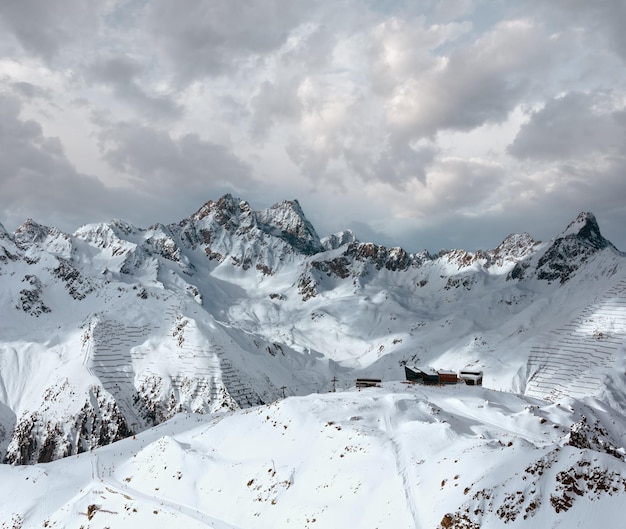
[52,258,94,300]
[567,415,625,460]
[16,275,51,316]
[4,386,130,465]
[535,212,615,283]
[489,232,539,267]
[0,201,624,468]
[257,199,324,255]
[177,194,324,276]
[321,229,358,251]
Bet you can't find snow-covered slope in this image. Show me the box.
[1,384,625,528]
[0,199,625,468]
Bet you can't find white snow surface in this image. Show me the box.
[1,198,626,526]
[1,384,625,528]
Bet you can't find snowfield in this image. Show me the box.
[1,198,625,527]
[1,384,625,528]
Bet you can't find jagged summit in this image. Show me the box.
[558,211,611,250]
[321,229,359,250]
[14,218,54,246]
[1,199,626,474]
[489,232,539,267]
[534,211,617,283]
[181,194,323,258]
[189,193,240,227]
[257,199,323,255]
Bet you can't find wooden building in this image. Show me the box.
[438,369,458,385]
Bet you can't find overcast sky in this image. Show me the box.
[1,0,625,252]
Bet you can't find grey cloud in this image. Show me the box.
[87,56,182,120]
[346,141,437,189]
[96,119,256,195]
[283,14,560,191]
[368,16,472,96]
[0,94,239,232]
[250,78,303,139]
[508,92,626,161]
[0,0,99,62]
[537,0,626,64]
[249,23,342,140]
[0,94,135,231]
[145,0,316,81]
[414,158,504,215]
[11,81,51,100]
[490,153,626,252]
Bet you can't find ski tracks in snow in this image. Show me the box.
[92,453,244,529]
[381,401,422,529]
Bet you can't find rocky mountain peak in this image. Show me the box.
[109,219,140,236]
[558,211,609,250]
[14,219,53,246]
[535,211,615,283]
[13,219,72,255]
[190,194,240,228]
[257,199,323,255]
[73,222,139,262]
[490,232,539,266]
[321,229,359,251]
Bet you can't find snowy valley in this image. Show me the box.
[0,195,625,528]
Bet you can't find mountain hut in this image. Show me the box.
[438,369,458,385]
[459,368,483,386]
[404,366,439,385]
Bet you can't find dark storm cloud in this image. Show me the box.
[0,0,99,62]
[508,92,626,161]
[96,118,256,195]
[0,93,135,231]
[144,0,316,81]
[87,56,182,120]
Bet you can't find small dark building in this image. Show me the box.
[404,366,439,385]
[356,378,382,389]
[460,368,483,386]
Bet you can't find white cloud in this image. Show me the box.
[382,19,561,140]
[0,0,625,251]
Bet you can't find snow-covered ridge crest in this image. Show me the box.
[0,200,625,474]
[183,194,323,258]
[1,385,626,527]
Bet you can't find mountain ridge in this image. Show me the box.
[0,196,624,467]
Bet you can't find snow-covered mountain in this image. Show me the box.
[1,384,625,527]
[1,198,626,527]
[0,199,625,468]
